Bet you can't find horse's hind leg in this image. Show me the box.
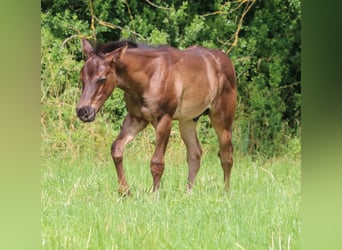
[216,127,233,190]
[111,113,148,195]
[179,120,202,191]
[209,94,236,191]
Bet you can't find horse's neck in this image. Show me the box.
[116,53,154,96]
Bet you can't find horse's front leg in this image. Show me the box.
[150,115,172,192]
[111,113,148,195]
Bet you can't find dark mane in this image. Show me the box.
[95,40,139,54]
[94,40,170,55]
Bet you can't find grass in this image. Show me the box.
[41,124,301,249]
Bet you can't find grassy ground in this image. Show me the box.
[41,124,301,249]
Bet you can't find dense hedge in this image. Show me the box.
[41,0,301,156]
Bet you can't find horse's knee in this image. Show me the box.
[187,146,202,163]
[111,141,123,164]
[150,157,165,176]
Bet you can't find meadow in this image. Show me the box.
[41,120,301,250]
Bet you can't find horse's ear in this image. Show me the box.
[105,43,128,63]
[82,39,94,58]
[116,43,128,60]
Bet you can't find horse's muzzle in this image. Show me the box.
[77,106,96,122]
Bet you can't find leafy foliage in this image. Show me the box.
[41,0,301,156]
[230,0,301,154]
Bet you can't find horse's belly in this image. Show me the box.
[173,82,216,120]
[173,100,210,120]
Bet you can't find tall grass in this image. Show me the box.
[42,118,301,249]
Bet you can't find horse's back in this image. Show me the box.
[184,46,236,88]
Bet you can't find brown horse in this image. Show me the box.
[77,39,237,195]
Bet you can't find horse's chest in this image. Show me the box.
[125,96,157,121]
[139,105,155,121]
[124,86,179,121]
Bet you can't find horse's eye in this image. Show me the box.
[97,76,106,84]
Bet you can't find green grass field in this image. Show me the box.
[41,124,301,250]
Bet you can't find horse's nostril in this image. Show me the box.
[77,106,96,122]
[77,107,86,117]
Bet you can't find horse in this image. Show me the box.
[76,39,237,195]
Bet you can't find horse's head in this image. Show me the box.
[76,39,127,122]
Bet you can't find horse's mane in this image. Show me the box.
[94,40,139,54]
[94,40,170,55]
